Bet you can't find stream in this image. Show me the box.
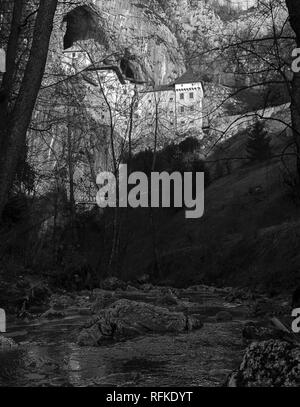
[0,288,252,387]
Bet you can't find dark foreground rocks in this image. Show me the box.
[228,340,300,387]
[40,308,66,320]
[100,277,126,291]
[0,277,51,314]
[91,290,118,313]
[242,321,287,342]
[0,335,18,350]
[78,299,203,346]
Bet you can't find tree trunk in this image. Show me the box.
[67,115,76,242]
[286,0,300,177]
[0,0,24,131]
[0,0,58,218]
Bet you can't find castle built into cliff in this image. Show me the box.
[206,0,258,11]
[62,45,204,147]
[135,71,204,144]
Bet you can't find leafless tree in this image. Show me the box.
[0,0,58,219]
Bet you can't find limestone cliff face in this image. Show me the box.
[60,0,225,85]
[70,0,186,85]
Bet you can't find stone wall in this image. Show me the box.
[206,0,258,11]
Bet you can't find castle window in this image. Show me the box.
[189,92,194,99]
[180,93,184,100]
[181,120,185,125]
[190,106,194,111]
[170,97,174,102]
[180,106,184,113]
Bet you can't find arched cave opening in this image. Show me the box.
[62,5,108,50]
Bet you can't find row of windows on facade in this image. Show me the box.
[148,92,195,104]
[145,105,196,116]
[101,102,195,119]
[145,119,196,127]
[100,103,196,121]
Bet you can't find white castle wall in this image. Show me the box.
[135,81,204,146]
[206,0,258,11]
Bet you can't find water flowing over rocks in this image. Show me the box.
[0,281,296,386]
[77,299,203,346]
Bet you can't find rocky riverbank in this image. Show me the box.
[0,276,299,387]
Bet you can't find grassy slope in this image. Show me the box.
[120,115,300,293]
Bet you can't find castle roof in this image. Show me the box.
[173,70,203,85]
[141,71,203,94]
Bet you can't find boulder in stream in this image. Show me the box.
[91,290,118,313]
[78,299,203,346]
[156,288,179,306]
[40,308,66,320]
[227,339,300,387]
[242,322,285,342]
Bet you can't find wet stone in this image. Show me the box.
[78,299,203,346]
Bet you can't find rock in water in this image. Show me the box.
[242,322,285,342]
[91,290,117,313]
[227,340,300,387]
[78,299,202,346]
[40,308,66,320]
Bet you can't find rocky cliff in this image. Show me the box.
[61,0,282,87]
[60,0,190,85]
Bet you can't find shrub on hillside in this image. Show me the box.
[178,136,201,154]
[127,143,210,186]
[246,120,272,163]
[123,143,210,211]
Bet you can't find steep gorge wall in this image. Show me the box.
[66,0,187,85]
[58,0,224,85]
